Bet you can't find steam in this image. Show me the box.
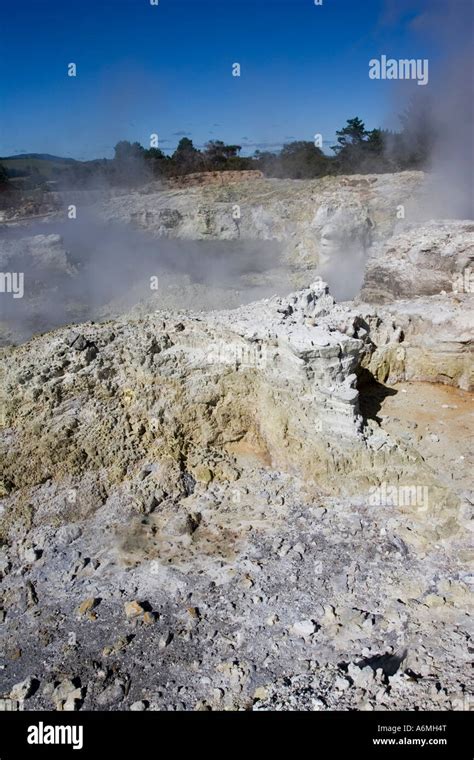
[0,210,288,345]
[384,0,473,220]
[423,46,474,220]
[320,0,473,299]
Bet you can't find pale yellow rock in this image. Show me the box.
[193,466,213,484]
[424,594,445,608]
[124,600,145,619]
[77,597,99,617]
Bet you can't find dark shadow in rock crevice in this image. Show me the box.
[357,367,397,425]
[356,649,407,678]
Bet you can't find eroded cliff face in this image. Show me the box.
[2,279,458,506]
[0,283,386,503]
[359,296,473,391]
[96,172,424,295]
[360,220,474,303]
[0,172,472,711]
[357,221,474,392]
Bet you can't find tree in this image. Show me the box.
[204,140,242,167]
[113,141,149,185]
[143,147,166,160]
[143,147,172,178]
[255,141,331,179]
[114,140,145,162]
[366,128,384,153]
[174,137,196,155]
[331,117,368,154]
[331,117,388,173]
[172,137,203,173]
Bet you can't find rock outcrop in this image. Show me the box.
[96,171,424,294]
[166,170,264,188]
[361,220,474,302]
[360,294,474,391]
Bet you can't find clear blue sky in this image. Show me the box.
[0,0,465,159]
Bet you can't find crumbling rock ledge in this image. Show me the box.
[359,294,473,392]
[1,280,456,519]
[361,220,474,303]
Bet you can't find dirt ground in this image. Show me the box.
[380,381,473,496]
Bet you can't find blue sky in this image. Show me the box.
[0,0,465,159]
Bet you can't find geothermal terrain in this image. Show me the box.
[0,171,472,711]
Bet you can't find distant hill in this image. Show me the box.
[0,151,117,192]
[0,153,78,163]
[0,154,83,183]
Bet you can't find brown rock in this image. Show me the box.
[124,600,145,619]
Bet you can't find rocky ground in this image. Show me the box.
[0,171,472,711]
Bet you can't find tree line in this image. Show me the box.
[1,103,433,190]
[107,110,430,184]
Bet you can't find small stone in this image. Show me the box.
[291,620,317,638]
[25,581,38,607]
[130,700,147,711]
[253,686,269,700]
[72,334,88,351]
[78,597,100,617]
[96,682,124,707]
[42,682,55,697]
[63,689,83,711]
[159,631,173,649]
[347,663,375,689]
[424,594,445,608]
[65,331,81,348]
[194,700,211,711]
[24,546,42,563]
[52,679,78,709]
[193,466,213,485]
[113,636,132,652]
[214,462,240,482]
[10,676,38,701]
[292,542,306,556]
[277,542,291,558]
[124,600,145,619]
[334,676,350,692]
